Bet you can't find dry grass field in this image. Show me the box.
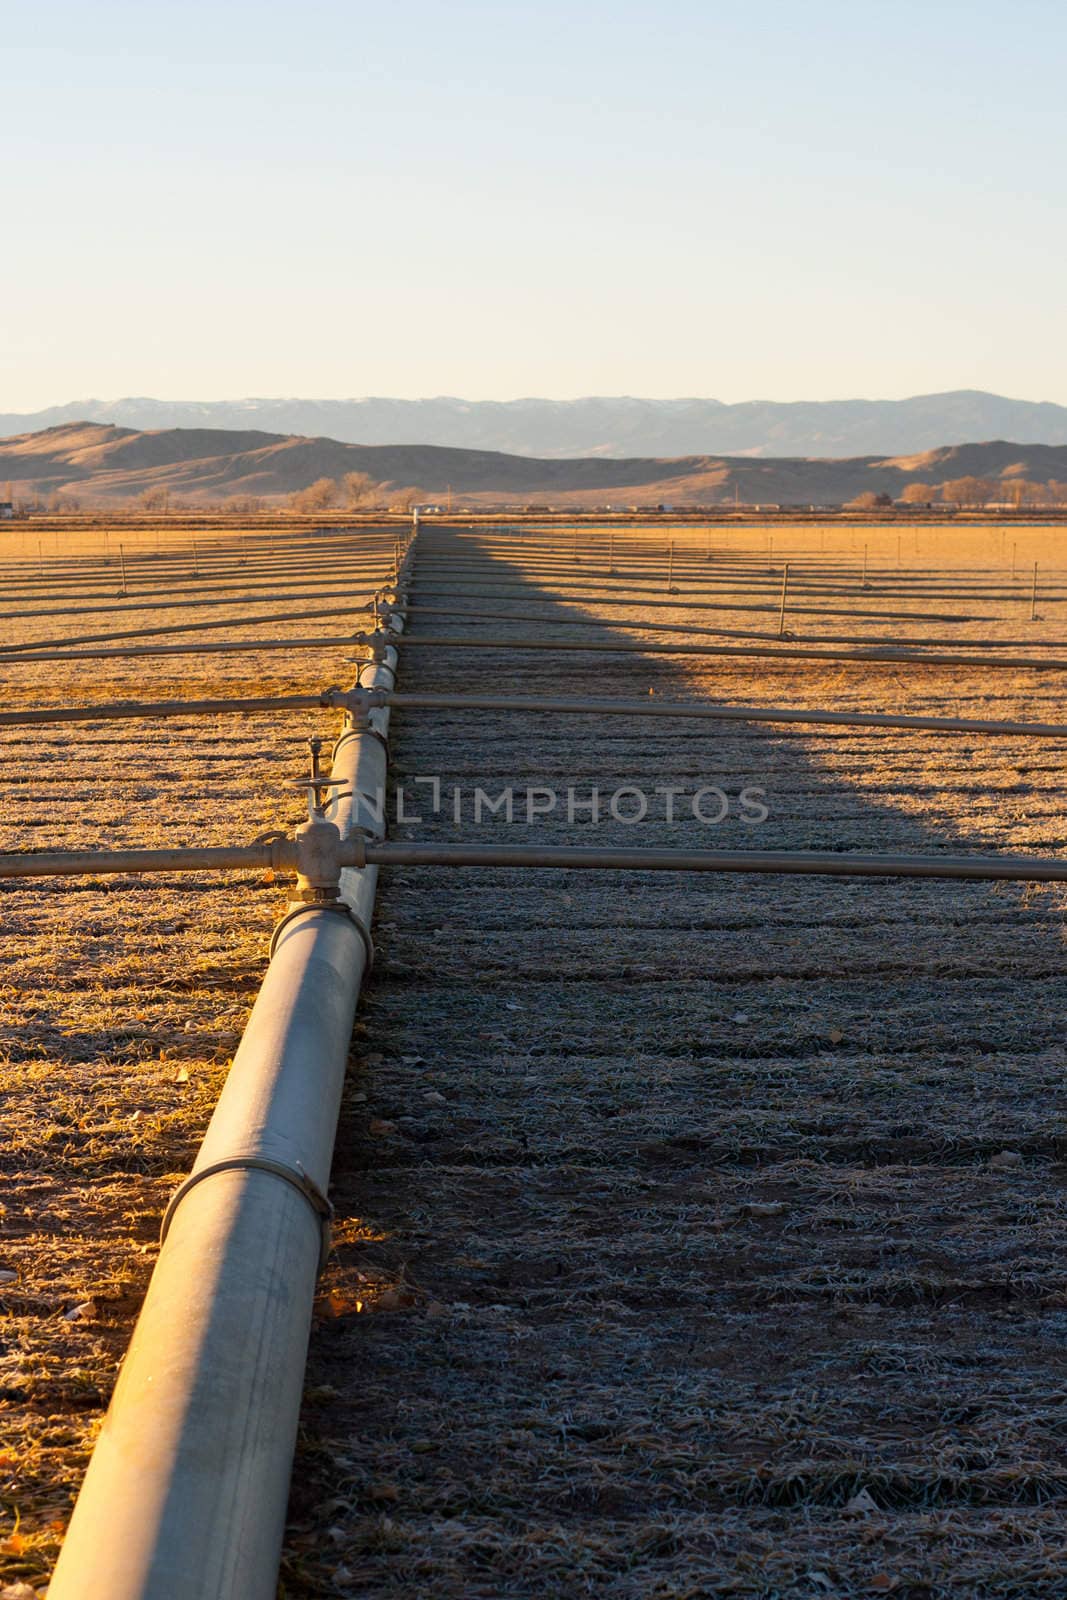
[1,519,1066,1597]
[0,526,398,1592]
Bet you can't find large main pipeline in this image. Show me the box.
[47,554,412,1599]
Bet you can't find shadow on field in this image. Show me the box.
[287,526,1067,1600]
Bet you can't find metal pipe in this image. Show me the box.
[0,602,372,656]
[408,580,978,623]
[5,686,1065,739]
[47,557,413,1599]
[362,841,1067,883]
[47,913,366,1598]
[399,602,1067,650]
[326,598,404,943]
[0,634,364,664]
[365,633,1067,672]
[0,693,326,727]
[0,843,295,879]
[0,585,379,625]
[381,691,1067,739]
[2,831,1066,892]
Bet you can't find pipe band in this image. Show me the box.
[160,1156,335,1275]
[334,722,389,755]
[268,898,375,967]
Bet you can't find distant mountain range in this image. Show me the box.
[3,423,1067,507]
[3,391,1067,459]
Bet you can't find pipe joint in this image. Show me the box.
[161,1156,335,1275]
[293,816,343,900]
[269,894,373,966]
[329,685,390,732]
[352,629,392,663]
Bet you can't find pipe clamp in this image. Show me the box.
[269,898,375,967]
[161,1157,335,1274]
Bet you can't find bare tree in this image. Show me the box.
[845,490,893,509]
[290,477,338,512]
[939,476,997,508]
[899,482,934,505]
[1003,478,1044,508]
[341,471,380,508]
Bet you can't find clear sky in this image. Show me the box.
[2,0,1065,409]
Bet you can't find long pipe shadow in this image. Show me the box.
[285,526,1067,1587]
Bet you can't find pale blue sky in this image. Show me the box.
[2,0,1064,408]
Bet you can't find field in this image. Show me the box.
[1,519,1066,1597]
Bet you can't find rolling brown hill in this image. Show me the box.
[3,423,1067,507]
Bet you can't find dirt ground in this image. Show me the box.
[2,521,1066,1597]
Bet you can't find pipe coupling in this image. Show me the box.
[351,630,392,663]
[161,1157,335,1275]
[294,816,343,900]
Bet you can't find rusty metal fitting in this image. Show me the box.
[293,815,343,901]
[318,685,390,735]
[351,629,392,663]
[338,834,369,870]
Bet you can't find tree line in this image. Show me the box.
[848,478,1067,509]
[287,473,421,512]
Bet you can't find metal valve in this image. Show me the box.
[351,629,391,663]
[292,737,350,821]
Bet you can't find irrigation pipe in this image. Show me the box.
[47,552,413,1600]
[359,842,1067,883]
[364,633,1067,672]
[5,837,1066,886]
[0,634,365,664]
[408,582,978,623]
[0,561,391,610]
[0,693,328,727]
[0,602,375,656]
[397,603,1067,651]
[381,691,1067,739]
[0,584,380,625]
[0,844,297,878]
[4,688,1065,739]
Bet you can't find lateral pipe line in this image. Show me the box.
[382,692,1067,739]
[0,634,365,664]
[358,842,1067,882]
[0,585,381,625]
[0,602,376,656]
[0,580,973,628]
[0,567,394,610]
[0,694,327,727]
[363,633,1067,672]
[408,583,978,623]
[397,604,1067,652]
[0,844,296,878]
[4,689,1066,740]
[0,556,396,601]
[411,552,1067,588]
[410,562,1067,600]
[4,553,395,594]
[3,839,1066,884]
[47,549,414,1600]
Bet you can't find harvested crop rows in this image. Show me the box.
[2,520,1066,1597]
